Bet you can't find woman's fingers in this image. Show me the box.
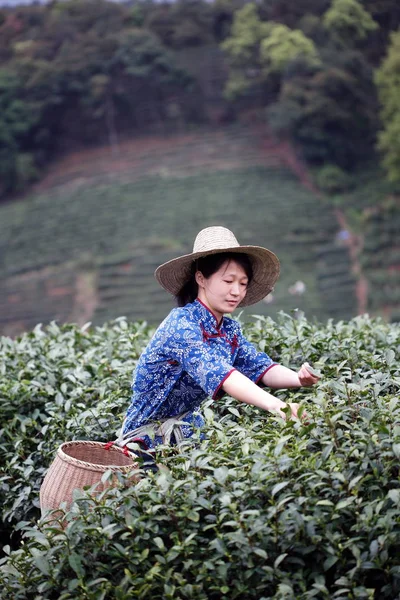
[298,363,320,386]
[271,402,309,422]
[276,402,308,421]
[290,402,310,423]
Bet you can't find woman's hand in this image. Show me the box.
[223,370,309,422]
[273,401,307,421]
[262,363,320,389]
[297,362,320,387]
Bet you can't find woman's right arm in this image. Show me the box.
[222,370,300,419]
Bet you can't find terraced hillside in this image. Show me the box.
[31,125,282,193]
[0,126,356,336]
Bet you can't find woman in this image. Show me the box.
[116,226,319,451]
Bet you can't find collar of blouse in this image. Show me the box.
[195,298,239,353]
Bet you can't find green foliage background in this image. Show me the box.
[0,313,399,598]
[1,0,400,195]
[1,0,399,328]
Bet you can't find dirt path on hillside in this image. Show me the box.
[259,131,317,193]
[334,208,369,315]
[258,127,369,315]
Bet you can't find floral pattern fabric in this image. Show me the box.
[122,299,276,447]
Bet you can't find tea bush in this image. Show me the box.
[0,313,400,599]
[0,318,153,535]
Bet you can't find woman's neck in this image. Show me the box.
[196,297,223,326]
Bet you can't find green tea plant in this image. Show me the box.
[0,313,399,599]
[0,318,154,537]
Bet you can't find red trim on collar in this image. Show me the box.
[196,298,223,329]
[200,324,238,354]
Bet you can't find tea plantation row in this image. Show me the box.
[0,313,399,599]
[0,160,356,336]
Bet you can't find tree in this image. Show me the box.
[212,0,248,41]
[221,2,270,63]
[269,65,375,167]
[323,0,378,44]
[222,3,319,99]
[362,0,400,64]
[260,23,320,74]
[145,0,214,49]
[221,1,380,170]
[258,0,331,28]
[268,48,378,168]
[0,1,196,197]
[107,28,194,129]
[375,29,400,181]
[0,69,38,195]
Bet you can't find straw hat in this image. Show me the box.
[155,226,280,307]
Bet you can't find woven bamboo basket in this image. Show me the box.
[40,440,139,517]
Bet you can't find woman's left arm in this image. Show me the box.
[262,363,319,389]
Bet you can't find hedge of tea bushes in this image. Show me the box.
[0,319,154,536]
[0,313,399,599]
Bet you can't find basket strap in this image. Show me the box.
[104,441,158,473]
[115,412,190,448]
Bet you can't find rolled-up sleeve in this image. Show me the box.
[167,316,235,399]
[233,327,276,384]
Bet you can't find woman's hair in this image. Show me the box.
[176,252,253,307]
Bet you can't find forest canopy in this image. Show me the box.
[1,0,400,197]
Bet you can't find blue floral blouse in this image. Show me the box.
[122,299,276,447]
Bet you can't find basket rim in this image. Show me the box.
[57,440,138,473]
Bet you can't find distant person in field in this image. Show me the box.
[116,226,319,450]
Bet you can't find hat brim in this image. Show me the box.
[155,245,280,307]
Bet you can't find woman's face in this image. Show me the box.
[196,259,249,322]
